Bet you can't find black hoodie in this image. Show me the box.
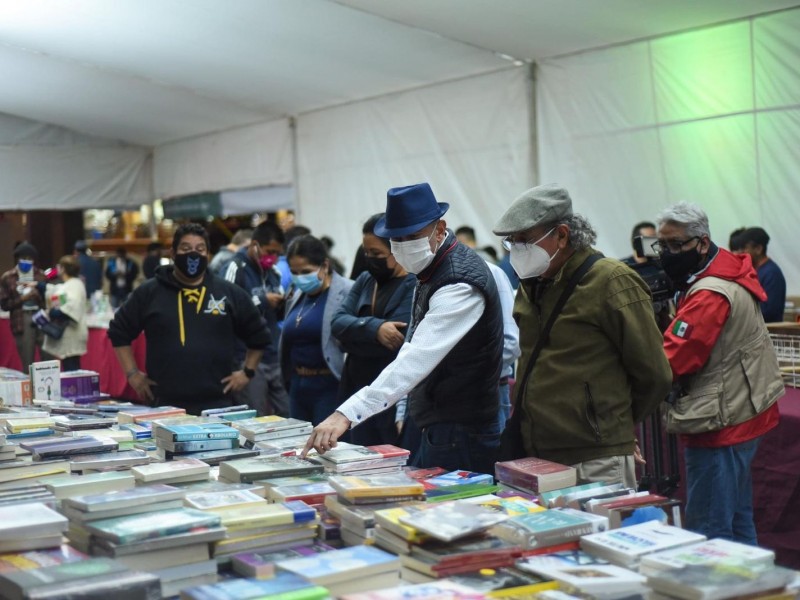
[108,265,269,411]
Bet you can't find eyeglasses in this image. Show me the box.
[651,236,700,255]
[363,251,389,259]
[501,228,555,252]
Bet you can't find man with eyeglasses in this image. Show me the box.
[108,223,269,414]
[222,220,290,417]
[303,182,504,473]
[493,184,672,487]
[656,202,783,544]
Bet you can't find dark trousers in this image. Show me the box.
[411,418,501,475]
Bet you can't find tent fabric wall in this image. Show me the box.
[153,119,293,200]
[538,7,800,295]
[296,67,533,272]
[0,112,152,209]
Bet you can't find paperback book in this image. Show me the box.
[62,483,184,512]
[646,563,796,600]
[494,458,577,494]
[85,507,222,544]
[490,508,607,549]
[276,544,400,586]
[131,457,210,482]
[328,473,425,500]
[397,501,509,542]
[154,422,239,442]
[180,571,328,600]
[219,455,324,483]
[639,538,776,576]
[231,542,336,579]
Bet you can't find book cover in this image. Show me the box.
[63,482,183,512]
[373,505,432,543]
[69,449,150,472]
[231,542,335,578]
[0,502,67,539]
[267,481,337,505]
[329,473,425,499]
[276,544,400,585]
[425,470,494,488]
[315,443,409,465]
[159,437,239,453]
[397,501,509,542]
[85,507,222,544]
[180,571,328,600]
[646,563,796,600]
[490,509,604,549]
[517,562,646,596]
[21,436,119,460]
[494,458,577,493]
[39,471,135,499]
[12,569,160,600]
[116,405,187,424]
[639,538,776,576]
[447,567,558,597]
[155,422,238,442]
[184,488,266,511]
[0,557,128,599]
[0,545,86,574]
[580,521,706,568]
[91,526,227,556]
[607,498,683,529]
[219,500,317,530]
[167,447,259,465]
[477,496,546,517]
[131,457,210,482]
[219,455,324,483]
[29,360,61,403]
[410,534,523,565]
[538,482,607,508]
[4,417,56,433]
[234,416,313,437]
[341,580,486,600]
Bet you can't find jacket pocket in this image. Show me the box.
[739,336,783,419]
[665,384,723,434]
[584,382,601,442]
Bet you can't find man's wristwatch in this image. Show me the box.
[242,367,256,379]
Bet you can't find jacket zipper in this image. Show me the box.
[584,382,601,442]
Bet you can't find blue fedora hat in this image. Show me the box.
[374,183,449,238]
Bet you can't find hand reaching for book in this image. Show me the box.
[301,411,351,458]
[128,371,156,405]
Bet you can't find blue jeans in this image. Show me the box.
[412,419,501,475]
[289,373,340,426]
[498,382,512,432]
[684,438,760,545]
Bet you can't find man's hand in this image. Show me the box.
[222,370,251,394]
[128,371,156,405]
[266,292,283,309]
[301,412,352,458]
[634,439,646,465]
[376,321,407,351]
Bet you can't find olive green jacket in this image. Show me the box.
[514,247,672,465]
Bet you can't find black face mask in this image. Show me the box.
[174,252,208,279]
[659,247,702,290]
[365,256,395,284]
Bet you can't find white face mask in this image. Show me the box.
[390,228,439,274]
[509,228,559,279]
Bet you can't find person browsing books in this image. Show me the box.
[107,223,270,414]
[657,202,783,544]
[493,184,672,487]
[302,183,504,474]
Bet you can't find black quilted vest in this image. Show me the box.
[408,235,503,428]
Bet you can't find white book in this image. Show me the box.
[184,488,266,511]
[132,458,210,482]
[30,360,61,403]
[639,538,776,576]
[518,562,647,596]
[580,521,707,568]
[0,502,67,537]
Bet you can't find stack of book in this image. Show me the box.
[181,571,329,600]
[647,562,797,600]
[276,544,401,597]
[0,544,87,573]
[0,502,68,553]
[420,470,499,502]
[115,405,187,425]
[152,421,248,463]
[39,470,136,501]
[218,455,324,484]
[488,507,609,551]
[118,422,153,442]
[328,473,425,506]
[4,416,56,439]
[638,537,777,577]
[0,557,161,600]
[80,507,223,597]
[231,541,336,579]
[325,495,421,549]
[312,443,410,476]
[0,432,15,463]
[131,457,211,485]
[584,491,683,528]
[202,404,258,422]
[68,449,151,474]
[19,435,119,461]
[0,457,69,487]
[232,416,313,450]
[51,413,117,433]
[0,482,56,508]
[260,474,336,506]
[199,497,320,562]
[579,520,707,569]
[494,457,577,496]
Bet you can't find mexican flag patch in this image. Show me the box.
[672,320,693,338]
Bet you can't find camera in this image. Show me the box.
[631,236,674,331]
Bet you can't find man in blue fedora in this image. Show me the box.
[303,182,504,473]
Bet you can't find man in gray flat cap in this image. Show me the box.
[494,184,671,487]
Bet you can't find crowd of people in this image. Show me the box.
[0,181,789,549]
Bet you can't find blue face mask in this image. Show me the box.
[17,260,33,274]
[292,268,323,294]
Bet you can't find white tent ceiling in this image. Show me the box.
[0,0,797,147]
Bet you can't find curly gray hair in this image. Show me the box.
[555,214,597,251]
[656,202,710,238]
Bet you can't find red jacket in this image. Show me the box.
[664,247,779,447]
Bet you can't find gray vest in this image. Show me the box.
[665,276,784,434]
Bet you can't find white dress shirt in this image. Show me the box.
[336,282,485,426]
[486,262,521,378]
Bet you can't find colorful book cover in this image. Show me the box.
[268,481,336,505]
[0,545,87,574]
[156,422,238,442]
[234,416,312,436]
[30,360,61,403]
[181,571,328,600]
[580,521,706,566]
[219,500,317,530]
[477,496,546,517]
[517,563,646,595]
[425,470,494,488]
[538,482,606,508]
[85,507,222,544]
[0,557,129,594]
[447,567,558,596]
[639,538,776,575]
[328,473,424,499]
[231,542,335,578]
[276,544,400,584]
[491,509,602,549]
[397,502,509,542]
[373,505,432,543]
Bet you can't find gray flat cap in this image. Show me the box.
[493,184,574,236]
